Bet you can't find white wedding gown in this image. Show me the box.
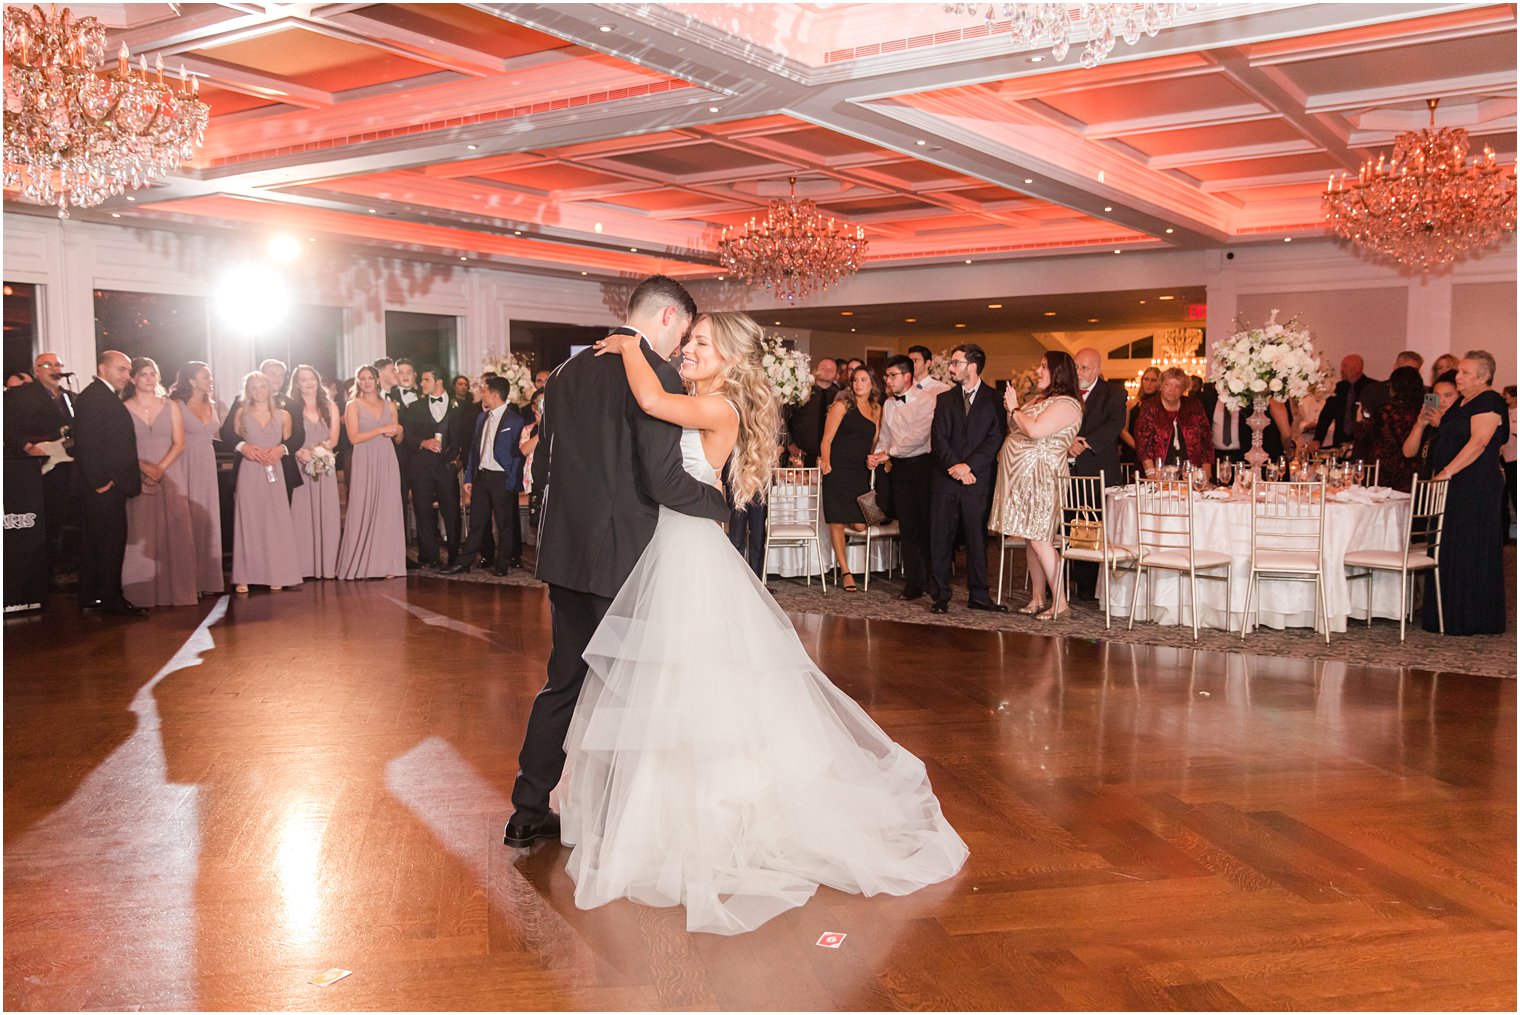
[559,425,968,935]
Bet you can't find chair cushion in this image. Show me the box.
[1343,549,1437,570]
[1061,544,1138,562]
[850,522,901,539]
[1140,548,1231,570]
[1252,550,1321,573]
[768,524,818,539]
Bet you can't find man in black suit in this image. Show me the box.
[71,350,145,616]
[4,351,78,569]
[219,358,304,501]
[1067,348,1127,600]
[503,275,730,849]
[387,357,420,558]
[401,364,465,568]
[928,343,1007,614]
[445,376,525,576]
[1311,354,1380,451]
[784,357,839,467]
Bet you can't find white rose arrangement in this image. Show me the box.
[481,349,535,407]
[303,444,336,479]
[1209,310,1327,412]
[760,334,814,407]
[928,349,954,385]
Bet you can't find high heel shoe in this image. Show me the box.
[1036,603,1069,622]
[234,584,249,594]
[1016,601,1045,615]
[841,573,860,592]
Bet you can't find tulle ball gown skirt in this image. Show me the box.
[560,508,968,935]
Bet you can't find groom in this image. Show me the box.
[504,275,731,849]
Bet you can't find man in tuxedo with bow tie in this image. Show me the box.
[868,355,942,600]
[502,274,730,850]
[928,343,1007,614]
[387,358,421,554]
[401,365,465,569]
[71,350,146,616]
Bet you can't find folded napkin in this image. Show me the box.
[1332,486,1405,504]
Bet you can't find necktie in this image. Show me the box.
[962,388,972,415]
[480,412,497,463]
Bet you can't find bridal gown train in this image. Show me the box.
[560,424,968,935]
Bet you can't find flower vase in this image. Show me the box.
[1244,396,1270,473]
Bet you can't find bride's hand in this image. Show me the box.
[594,333,638,357]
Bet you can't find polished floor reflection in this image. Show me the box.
[5,580,1514,1011]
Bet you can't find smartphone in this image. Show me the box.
[1423,393,1440,412]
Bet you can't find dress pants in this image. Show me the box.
[890,454,933,594]
[78,483,129,606]
[409,454,460,565]
[930,486,991,605]
[458,470,520,568]
[728,496,767,577]
[510,583,612,825]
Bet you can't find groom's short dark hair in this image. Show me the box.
[627,274,697,323]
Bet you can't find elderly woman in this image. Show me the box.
[1422,350,1509,635]
[1133,367,1214,478]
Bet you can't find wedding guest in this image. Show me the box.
[1394,350,1425,372]
[1503,385,1516,541]
[1134,367,1214,477]
[5,371,32,387]
[326,377,352,477]
[1187,373,1204,396]
[230,372,303,594]
[1199,379,1291,464]
[72,350,144,616]
[846,357,865,374]
[533,369,550,392]
[402,365,465,569]
[374,357,398,395]
[1401,371,1459,478]
[929,343,1007,614]
[820,365,881,592]
[120,358,197,607]
[1430,353,1459,389]
[868,355,937,601]
[445,376,526,576]
[4,351,77,570]
[1065,348,1127,600]
[520,388,546,538]
[1311,355,1382,452]
[785,357,839,467]
[220,358,303,502]
[388,358,420,541]
[168,362,224,595]
[452,374,474,405]
[287,365,341,580]
[1367,366,1424,492]
[336,365,408,580]
[1424,351,1509,635]
[990,351,1083,620]
[1120,365,1161,465]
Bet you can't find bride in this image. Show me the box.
[559,311,967,935]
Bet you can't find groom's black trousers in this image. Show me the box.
[510,583,613,825]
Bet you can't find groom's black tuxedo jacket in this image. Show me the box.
[533,333,731,599]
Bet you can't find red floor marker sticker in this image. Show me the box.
[816,932,846,948]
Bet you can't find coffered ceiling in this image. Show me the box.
[8,3,1516,289]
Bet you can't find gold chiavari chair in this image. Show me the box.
[763,467,827,592]
[1344,476,1449,641]
[1241,479,1329,643]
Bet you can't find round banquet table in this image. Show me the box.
[1101,487,1413,634]
[762,483,899,580]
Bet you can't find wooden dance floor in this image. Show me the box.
[5,579,1515,1011]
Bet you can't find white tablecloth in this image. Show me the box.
[763,486,900,579]
[1101,488,1411,633]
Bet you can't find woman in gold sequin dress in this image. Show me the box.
[989,351,1083,620]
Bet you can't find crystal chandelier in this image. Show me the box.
[943,3,1194,69]
[717,177,868,303]
[3,4,209,216]
[1123,327,1205,397]
[1323,99,1516,271]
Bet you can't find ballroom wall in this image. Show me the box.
[4,212,1514,390]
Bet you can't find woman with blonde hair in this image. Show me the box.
[568,312,968,935]
[230,371,303,593]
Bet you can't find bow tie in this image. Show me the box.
[430,396,444,403]
[893,394,908,403]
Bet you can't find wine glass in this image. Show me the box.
[1216,460,1233,488]
[1264,460,1282,482]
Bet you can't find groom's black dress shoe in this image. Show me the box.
[503,812,561,849]
[968,599,1008,613]
[929,601,949,615]
[441,563,472,575]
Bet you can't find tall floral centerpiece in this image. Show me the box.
[1209,311,1326,471]
[481,349,534,407]
[759,334,813,407]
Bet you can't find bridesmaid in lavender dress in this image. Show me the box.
[170,361,225,595]
[121,358,198,607]
[231,371,303,593]
[336,364,408,580]
[287,365,341,579]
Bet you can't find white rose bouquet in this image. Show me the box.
[481,349,534,407]
[760,334,813,407]
[304,444,336,479]
[928,349,954,385]
[1209,310,1327,412]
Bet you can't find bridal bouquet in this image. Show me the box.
[928,349,954,385]
[1209,310,1326,412]
[760,334,813,406]
[304,445,336,479]
[482,349,534,407]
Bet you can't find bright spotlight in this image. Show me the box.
[216,265,289,333]
[267,234,302,263]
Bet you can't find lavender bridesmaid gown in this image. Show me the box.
[291,408,340,579]
[123,401,198,607]
[231,409,304,589]
[179,402,225,594]
[336,400,407,580]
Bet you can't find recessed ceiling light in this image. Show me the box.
[580,271,588,275]
[466,144,478,151]
[1158,295,1175,301]
[1043,311,1057,317]
[840,311,853,316]
[916,140,927,146]
[850,327,856,332]
[110,212,121,217]
[708,106,720,113]
[1139,300,1147,304]
[905,317,917,323]
[368,208,377,213]
[1164,227,1174,234]
[774,321,782,325]
[308,237,316,242]
[987,303,1002,309]
[1023,178,1033,184]
[964,259,973,264]
[598,24,613,32]
[513,230,522,236]
[630,247,638,252]
[1104,206,1113,212]
[1113,249,1121,254]
[955,323,967,328]
[1088,318,1099,323]
[1028,55,1043,63]
[125,195,135,202]
[1284,236,1293,242]
[594,222,603,234]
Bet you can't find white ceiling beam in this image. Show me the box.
[1303,72,1519,115]
[317,11,511,76]
[176,55,335,108]
[1081,106,1276,140]
[1145,139,1320,171]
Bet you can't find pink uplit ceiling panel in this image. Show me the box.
[852,161,985,188]
[599,144,784,177]
[754,127,894,160]
[1276,33,1519,97]
[594,189,736,213]
[191,27,440,92]
[353,4,577,59]
[1036,73,1261,125]
[1217,181,1330,202]
[474,164,631,193]
[816,195,943,216]
[196,85,284,118]
[1124,119,1305,158]
[1179,152,1343,182]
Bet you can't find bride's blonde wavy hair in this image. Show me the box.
[696,311,781,507]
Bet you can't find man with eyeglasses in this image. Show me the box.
[868,355,938,600]
[5,352,78,573]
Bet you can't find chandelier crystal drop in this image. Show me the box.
[717,177,868,303]
[3,4,209,216]
[1323,99,1516,271]
[943,3,1195,69]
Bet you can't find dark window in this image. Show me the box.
[507,320,607,376]
[255,304,344,394]
[93,289,209,380]
[3,282,37,380]
[386,311,457,378]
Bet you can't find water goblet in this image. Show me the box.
[1216,460,1232,488]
